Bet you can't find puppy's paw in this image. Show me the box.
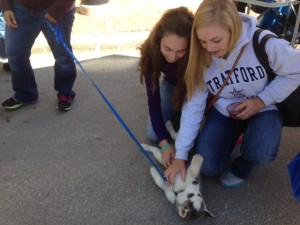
[150,167,165,188]
[165,189,176,204]
[192,154,204,166]
[165,120,173,130]
[165,120,177,140]
[141,143,150,151]
[189,154,204,178]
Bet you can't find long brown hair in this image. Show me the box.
[138,6,194,111]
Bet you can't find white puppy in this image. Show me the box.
[142,121,214,219]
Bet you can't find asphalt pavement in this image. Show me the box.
[1,54,300,225]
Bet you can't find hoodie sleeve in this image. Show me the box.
[257,34,300,106]
[145,74,168,142]
[175,87,209,160]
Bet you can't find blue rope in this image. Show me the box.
[47,21,167,181]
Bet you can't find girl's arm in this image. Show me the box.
[175,87,209,160]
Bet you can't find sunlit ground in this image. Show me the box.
[30,31,149,69]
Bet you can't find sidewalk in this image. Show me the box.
[31,0,200,68]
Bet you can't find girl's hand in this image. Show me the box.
[164,159,186,184]
[236,97,266,120]
[161,146,175,168]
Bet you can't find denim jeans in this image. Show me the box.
[5,2,76,103]
[147,80,176,142]
[196,108,282,179]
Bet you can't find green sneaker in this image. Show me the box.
[2,97,23,110]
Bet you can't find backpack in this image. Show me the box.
[252,29,300,127]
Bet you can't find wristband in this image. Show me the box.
[160,143,171,154]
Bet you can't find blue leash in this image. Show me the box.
[47,21,167,181]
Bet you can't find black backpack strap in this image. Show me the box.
[252,29,277,81]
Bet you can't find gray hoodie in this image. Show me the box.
[175,13,300,160]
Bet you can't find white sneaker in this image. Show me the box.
[220,171,245,188]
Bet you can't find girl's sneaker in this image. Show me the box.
[219,171,245,188]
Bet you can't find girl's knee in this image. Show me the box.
[147,130,158,143]
[200,162,223,176]
[244,149,278,166]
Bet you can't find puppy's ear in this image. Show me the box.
[203,202,215,218]
[179,208,189,218]
[204,209,215,218]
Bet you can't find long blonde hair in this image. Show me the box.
[185,0,242,99]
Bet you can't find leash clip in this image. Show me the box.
[168,182,174,191]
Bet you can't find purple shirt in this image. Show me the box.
[145,59,178,142]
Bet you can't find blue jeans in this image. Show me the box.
[196,108,282,179]
[147,80,176,142]
[5,2,76,103]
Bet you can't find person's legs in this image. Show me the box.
[220,110,282,187]
[41,8,76,98]
[40,8,76,111]
[4,2,41,104]
[146,80,176,142]
[230,110,282,179]
[195,108,240,176]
